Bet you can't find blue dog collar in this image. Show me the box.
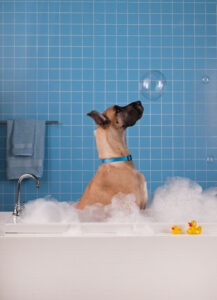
[101,154,132,164]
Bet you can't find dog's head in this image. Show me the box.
[87,101,144,130]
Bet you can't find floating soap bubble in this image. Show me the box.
[140,70,166,101]
[206,155,215,163]
[201,75,210,84]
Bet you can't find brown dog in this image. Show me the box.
[76,101,148,209]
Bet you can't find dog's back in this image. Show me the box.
[77,162,147,209]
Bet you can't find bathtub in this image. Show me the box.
[1,212,217,300]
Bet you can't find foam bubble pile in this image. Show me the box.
[149,177,217,222]
[21,177,217,224]
[22,193,144,223]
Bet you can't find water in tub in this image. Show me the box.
[1,177,215,235]
[17,177,217,234]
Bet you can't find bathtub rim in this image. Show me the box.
[1,212,217,237]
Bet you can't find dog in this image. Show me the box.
[76,101,148,209]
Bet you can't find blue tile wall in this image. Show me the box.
[0,0,217,211]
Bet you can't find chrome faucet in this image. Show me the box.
[13,173,40,217]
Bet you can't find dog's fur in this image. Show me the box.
[76,101,147,209]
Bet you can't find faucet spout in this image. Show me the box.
[13,173,40,217]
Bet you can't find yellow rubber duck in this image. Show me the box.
[186,220,202,235]
[171,225,182,234]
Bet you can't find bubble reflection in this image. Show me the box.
[201,75,210,84]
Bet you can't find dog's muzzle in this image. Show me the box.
[131,101,144,118]
[120,101,144,128]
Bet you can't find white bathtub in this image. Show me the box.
[1,212,217,300]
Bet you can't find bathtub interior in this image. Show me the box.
[4,177,217,222]
[1,177,217,236]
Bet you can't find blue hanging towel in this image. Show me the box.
[7,119,46,179]
[12,119,35,156]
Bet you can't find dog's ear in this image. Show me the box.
[87,111,111,126]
